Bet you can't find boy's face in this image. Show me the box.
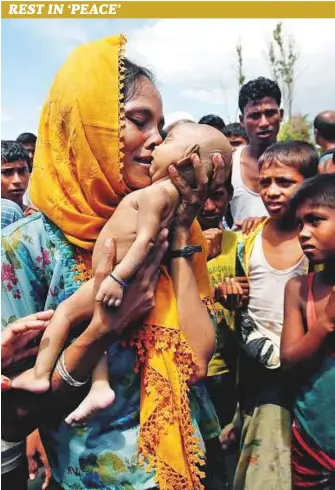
[1,159,30,206]
[198,180,229,230]
[23,143,36,162]
[227,135,247,152]
[297,204,335,264]
[259,161,305,219]
[240,96,283,146]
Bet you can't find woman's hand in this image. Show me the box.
[169,153,226,233]
[203,228,223,260]
[1,310,54,370]
[168,153,208,232]
[26,429,51,490]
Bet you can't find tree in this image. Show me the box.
[236,40,246,90]
[268,22,299,119]
[279,114,312,143]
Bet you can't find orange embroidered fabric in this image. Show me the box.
[29,34,213,488]
[129,221,214,489]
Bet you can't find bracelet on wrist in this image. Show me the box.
[55,351,90,387]
[109,272,128,288]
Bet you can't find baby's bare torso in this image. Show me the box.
[92,181,179,271]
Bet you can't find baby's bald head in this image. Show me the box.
[151,121,232,187]
[170,122,232,180]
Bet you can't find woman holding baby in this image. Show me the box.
[1,35,228,489]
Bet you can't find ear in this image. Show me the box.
[176,144,200,168]
[280,109,284,122]
[239,114,245,127]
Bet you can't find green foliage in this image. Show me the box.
[279,114,313,143]
[268,22,299,118]
[236,41,246,89]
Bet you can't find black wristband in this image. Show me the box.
[170,245,202,259]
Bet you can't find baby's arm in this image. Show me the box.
[96,187,171,306]
[281,278,335,369]
[11,279,95,393]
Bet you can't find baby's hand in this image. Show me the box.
[95,275,124,307]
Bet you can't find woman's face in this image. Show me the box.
[122,77,164,190]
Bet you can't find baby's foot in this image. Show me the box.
[65,384,115,425]
[11,368,50,394]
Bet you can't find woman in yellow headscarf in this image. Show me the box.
[2,35,221,489]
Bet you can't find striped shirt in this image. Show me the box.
[1,199,24,229]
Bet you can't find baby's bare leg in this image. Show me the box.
[65,353,115,425]
[11,279,95,393]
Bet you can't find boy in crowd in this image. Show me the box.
[314,111,335,174]
[199,114,226,133]
[231,140,319,490]
[198,170,245,430]
[16,133,37,208]
[1,141,30,212]
[198,165,247,489]
[230,77,283,224]
[16,132,37,168]
[281,174,335,489]
[223,123,248,152]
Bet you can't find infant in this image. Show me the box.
[12,122,232,425]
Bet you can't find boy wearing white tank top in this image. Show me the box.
[230,77,283,225]
[231,141,319,490]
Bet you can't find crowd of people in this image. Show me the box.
[1,34,335,490]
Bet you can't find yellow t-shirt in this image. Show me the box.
[207,230,238,377]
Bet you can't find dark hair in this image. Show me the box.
[1,140,30,165]
[289,174,335,216]
[16,132,37,145]
[313,111,335,142]
[259,140,319,179]
[123,58,155,102]
[198,114,225,132]
[160,128,168,141]
[223,122,248,141]
[238,77,281,113]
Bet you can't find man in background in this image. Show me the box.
[314,111,335,173]
[230,77,283,224]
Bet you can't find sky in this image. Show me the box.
[1,17,335,139]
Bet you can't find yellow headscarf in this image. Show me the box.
[30,35,127,250]
[30,35,212,488]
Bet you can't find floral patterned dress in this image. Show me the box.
[1,213,220,490]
